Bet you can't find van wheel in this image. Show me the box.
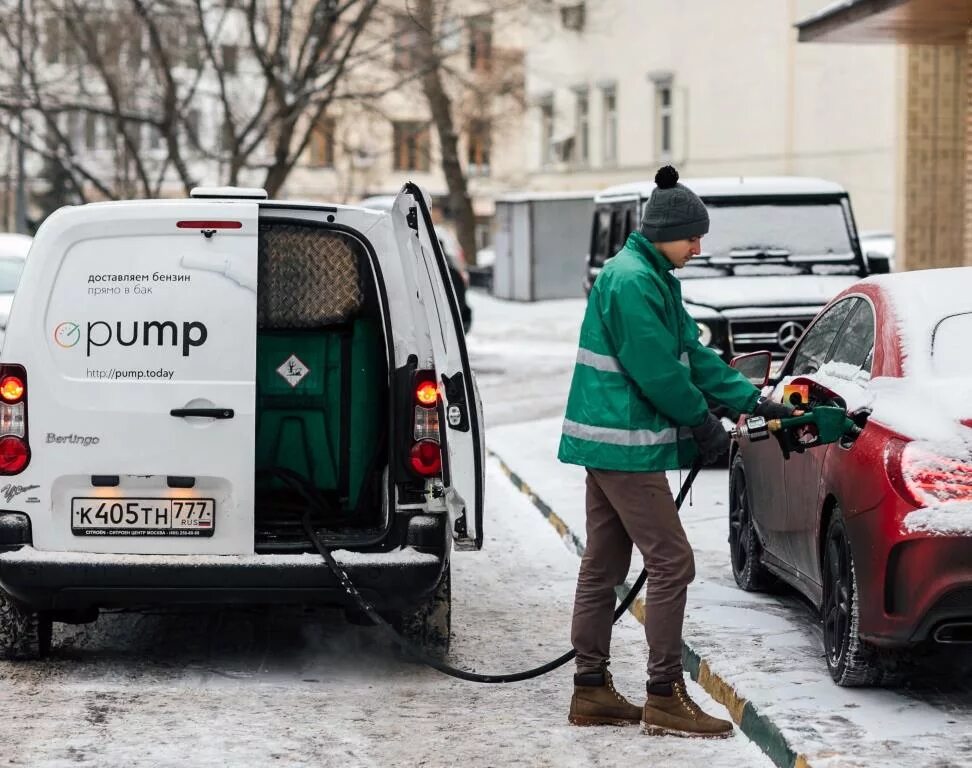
[396,567,451,659]
[729,456,771,592]
[822,511,905,687]
[0,590,53,660]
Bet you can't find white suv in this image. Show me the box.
[0,184,484,659]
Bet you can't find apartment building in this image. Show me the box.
[283,1,529,248]
[522,0,899,233]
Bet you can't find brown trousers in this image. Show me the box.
[571,468,695,683]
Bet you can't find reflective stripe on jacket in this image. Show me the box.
[558,232,760,471]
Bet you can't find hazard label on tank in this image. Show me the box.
[276,354,310,388]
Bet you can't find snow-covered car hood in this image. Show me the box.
[679,275,859,310]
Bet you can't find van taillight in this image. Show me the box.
[410,372,442,478]
[0,365,28,475]
[0,376,24,402]
[410,441,442,476]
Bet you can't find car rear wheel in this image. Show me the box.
[823,511,904,687]
[396,566,451,659]
[729,456,771,592]
[0,589,52,660]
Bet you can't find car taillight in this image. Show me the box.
[886,438,972,507]
[0,365,28,475]
[410,372,442,478]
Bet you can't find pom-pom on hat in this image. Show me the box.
[640,165,710,243]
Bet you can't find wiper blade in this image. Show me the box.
[728,248,791,258]
[786,252,855,263]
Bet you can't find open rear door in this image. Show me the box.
[393,183,484,550]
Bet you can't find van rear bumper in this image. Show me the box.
[0,546,444,612]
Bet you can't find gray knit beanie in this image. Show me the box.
[640,165,709,242]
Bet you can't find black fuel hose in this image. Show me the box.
[274,460,703,684]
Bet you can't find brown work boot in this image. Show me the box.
[568,670,643,726]
[640,679,733,738]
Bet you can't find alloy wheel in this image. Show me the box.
[729,467,751,577]
[824,531,851,668]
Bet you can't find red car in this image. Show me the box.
[728,267,972,686]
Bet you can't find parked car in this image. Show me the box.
[587,177,890,365]
[0,184,484,659]
[728,266,972,686]
[0,234,31,340]
[358,195,472,332]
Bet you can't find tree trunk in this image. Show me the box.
[414,0,478,265]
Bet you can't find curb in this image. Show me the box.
[488,449,811,768]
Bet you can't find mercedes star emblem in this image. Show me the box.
[777,321,805,351]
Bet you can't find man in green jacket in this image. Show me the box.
[561,165,791,738]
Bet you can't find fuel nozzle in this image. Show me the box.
[730,406,862,457]
[728,415,772,442]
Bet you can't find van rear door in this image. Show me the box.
[21,201,257,554]
[392,184,485,550]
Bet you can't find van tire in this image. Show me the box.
[0,590,53,660]
[397,567,451,659]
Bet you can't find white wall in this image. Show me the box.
[523,0,898,231]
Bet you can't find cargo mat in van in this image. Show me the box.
[254,223,387,552]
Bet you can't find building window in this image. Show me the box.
[84,114,98,150]
[539,99,554,166]
[146,123,163,151]
[393,14,418,70]
[220,119,235,154]
[602,86,617,165]
[561,3,586,32]
[185,109,201,146]
[575,90,589,165]
[44,17,62,64]
[468,15,493,73]
[393,121,431,172]
[309,116,336,167]
[222,44,239,75]
[655,81,673,158]
[467,119,491,176]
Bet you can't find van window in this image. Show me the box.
[609,208,624,253]
[590,208,612,266]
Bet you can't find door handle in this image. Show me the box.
[170,408,235,419]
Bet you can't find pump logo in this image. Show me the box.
[54,322,82,348]
[53,320,209,357]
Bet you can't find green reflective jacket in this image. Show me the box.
[558,232,761,472]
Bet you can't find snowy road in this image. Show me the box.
[0,292,773,767]
[471,292,972,768]
[0,458,770,767]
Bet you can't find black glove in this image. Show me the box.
[753,398,795,421]
[691,412,730,465]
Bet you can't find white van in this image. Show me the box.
[0,184,484,659]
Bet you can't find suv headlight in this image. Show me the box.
[697,322,713,347]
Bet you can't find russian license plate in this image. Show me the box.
[71,497,216,537]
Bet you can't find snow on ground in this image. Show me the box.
[0,460,771,768]
[467,291,972,768]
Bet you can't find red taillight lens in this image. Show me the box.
[416,381,438,406]
[410,440,442,476]
[0,436,28,474]
[0,376,24,402]
[886,439,972,506]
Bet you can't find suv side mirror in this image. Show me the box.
[730,351,772,387]
[866,251,892,274]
